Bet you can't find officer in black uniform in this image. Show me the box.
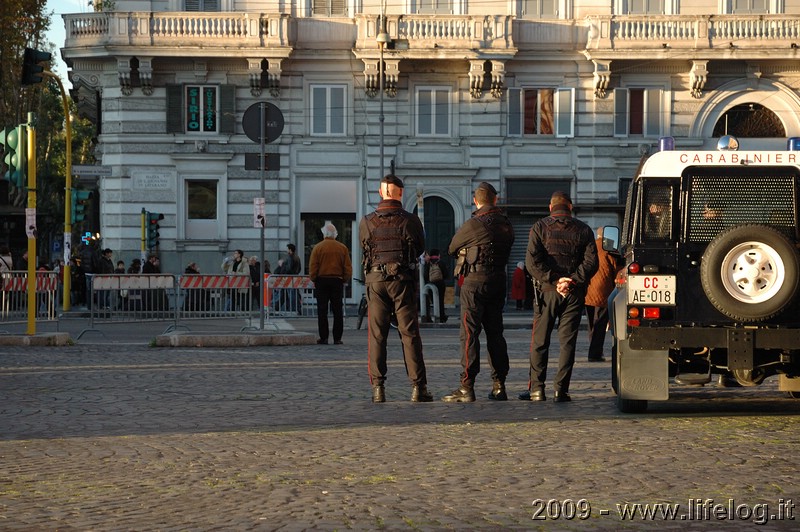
[521,191,598,403]
[359,174,433,403]
[442,182,515,402]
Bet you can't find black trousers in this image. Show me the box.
[458,277,509,387]
[315,277,344,343]
[585,304,610,358]
[529,289,585,393]
[366,279,427,386]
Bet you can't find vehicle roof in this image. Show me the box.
[638,150,800,179]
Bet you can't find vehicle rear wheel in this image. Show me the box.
[732,368,766,387]
[616,396,648,413]
[700,224,799,322]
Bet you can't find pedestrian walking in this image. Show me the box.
[584,227,623,362]
[520,191,598,403]
[309,222,353,345]
[442,181,515,402]
[359,173,433,403]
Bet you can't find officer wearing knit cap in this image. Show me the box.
[520,190,597,403]
[443,180,514,403]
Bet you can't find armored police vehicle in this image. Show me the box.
[607,135,800,413]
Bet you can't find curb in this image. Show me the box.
[0,333,72,346]
[154,332,317,347]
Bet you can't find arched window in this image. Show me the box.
[712,103,785,137]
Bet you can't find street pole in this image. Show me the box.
[44,71,73,311]
[377,15,390,179]
[259,102,266,330]
[25,113,37,335]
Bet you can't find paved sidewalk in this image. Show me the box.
[1,322,798,530]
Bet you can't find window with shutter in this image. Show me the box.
[310,85,346,135]
[416,87,451,137]
[312,0,347,16]
[166,85,183,133]
[168,84,231,134]
[614,88,662,138]
[185,0,220,11]
[508,88,573,137]
[219,85,235,134]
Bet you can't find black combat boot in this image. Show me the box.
[372,384,386,403]
[488,381,507,401]
[411,384,433,402]
[442,385,476,403]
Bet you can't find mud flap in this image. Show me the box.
[779,375,800,392]
[617,338,669,401]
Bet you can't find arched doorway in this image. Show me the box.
[414,196,455,268]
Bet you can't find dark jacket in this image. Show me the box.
[448,205,514,283]
[526,207,598,292]
[359,198,425,283]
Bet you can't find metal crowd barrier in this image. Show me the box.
[178,274,252,319]
[265,274,316,319]
[85,273,256,333]
[88,274,179,326]
[1,271,60,328]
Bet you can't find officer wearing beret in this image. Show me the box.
[359,174,433,403]
[521,191,598,402]
[443,181,515,402]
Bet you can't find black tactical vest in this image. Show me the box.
[475,211,513,270]
[366,211,409,267]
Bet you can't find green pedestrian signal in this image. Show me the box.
[146,211,164,248]
[0,125,26,187]
[22,47,52,86]
[71,189,93,224]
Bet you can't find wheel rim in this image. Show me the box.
[720,241,785,304]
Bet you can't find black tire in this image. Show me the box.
[616,396,648,413]
[700,224,800,322]
[788,391,800,399]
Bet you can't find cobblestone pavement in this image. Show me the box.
[1,320,799,530]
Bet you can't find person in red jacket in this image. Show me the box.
[511,261,527,310]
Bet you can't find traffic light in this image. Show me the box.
[0,125,26,187]
[21,47,52,86]
[146,211,164,248]
[71,189,93,224]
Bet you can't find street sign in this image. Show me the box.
[242,102,285,144]
[72,165,112,177]
[254,198,266,228]
[245,153,281,171]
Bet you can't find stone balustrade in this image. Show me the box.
[586,14,800,51]
[63,11,290,48]
[354,14,515,54]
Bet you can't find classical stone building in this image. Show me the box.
[61,0,800,300]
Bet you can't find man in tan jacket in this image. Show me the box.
[309,222,353,345]
[584,227,623,362]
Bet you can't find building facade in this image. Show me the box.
[61,0,800,300]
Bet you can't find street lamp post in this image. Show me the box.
[377,18,390,179]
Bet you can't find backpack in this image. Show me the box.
[429,262,443,283]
